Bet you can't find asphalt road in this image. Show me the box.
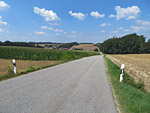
[0,55,118,113]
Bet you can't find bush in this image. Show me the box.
[94,48,98,52]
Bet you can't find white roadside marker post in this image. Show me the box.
[120,64,125,82]
[12,59,17,74]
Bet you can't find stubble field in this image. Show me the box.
[0,59,60,76]
[107,54,150,92]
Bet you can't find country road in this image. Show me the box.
[0,55,118,113]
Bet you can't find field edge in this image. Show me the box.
[104,55,150,113]
[103,55,122,113]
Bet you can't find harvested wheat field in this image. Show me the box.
[0,59,60,76]
[107,54,150,92]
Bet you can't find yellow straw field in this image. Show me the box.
[107,54,150,92]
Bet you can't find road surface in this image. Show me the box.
[0,56,118,113]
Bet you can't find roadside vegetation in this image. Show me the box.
[0,46,99,81]
[107,54,150,92]
[104,56,150,113]
[0,62,62,81]
[0,59,60,77]
[0,46,98,61]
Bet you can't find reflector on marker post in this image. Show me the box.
[120,64,125,82]
[12,59,17,74]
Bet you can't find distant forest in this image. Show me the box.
[99,33,150,54]
[0,41,35,47]
[0,41,91,48]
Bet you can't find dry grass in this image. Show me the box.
[72,44,99,51]
[0,59,60,76]
[107,54,150,92]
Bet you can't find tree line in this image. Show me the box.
[99,33,150,54]
[0,41,78,48]
[0,41,35,47]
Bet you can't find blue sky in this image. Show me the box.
[0,0,150,43]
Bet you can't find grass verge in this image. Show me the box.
[0,61,64,81]
[104,55,150,113]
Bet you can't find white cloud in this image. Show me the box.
[101,30,105,33]
[41,26,48,29]
[64,32,67,34]
[6,30,9,33]
[35,31,46,35]
[54,29,63,32]
[0,16,7,26]
[72,31,76,34]
[0,28,9,33]
[41,26,63,32]
[100,23,106,27]
[115,6,141,20]
[90,11,105,18]
[0,28,4,33]
[124,29,130,32]
[68,11,86,21]
[49,23,59,26]
[136,20,150,26]
[126,16,136,20]
[130,26,143,32]
[49,27,63,32]
[109,14,115,18]
[48,27,54,30]
[0,1,10,10]
[33,7,60,21]
[67,35,76,38]
[111,30,119,34]
[118,27,124,30]
[100,23,111,27]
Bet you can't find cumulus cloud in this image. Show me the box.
[49,23,59,26]
[54,29,63,32]
[130,26,143,32]
[72,31,76,34]
[124,29,130,32]
[0,1,10,10]
[0,16,7,26]
[109,14,115,18]
[41,26,48,29]
[35,31,46,35]
[68,11,86,20]
[118,27,124,30]
[49,27,63,32]
[0,28,9,33]
[0,28,4,33]
[90,11,105,18]
[100,23,111,27]
[115,6,141,20]
[67,35,76,38]
[34,7,60,21]
[111,30,119,34]
[136,20,150,26]
[41,26,63,32]
[63,32,67,34]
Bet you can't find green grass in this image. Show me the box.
[104,56,150,113]
[0,46,99,61]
